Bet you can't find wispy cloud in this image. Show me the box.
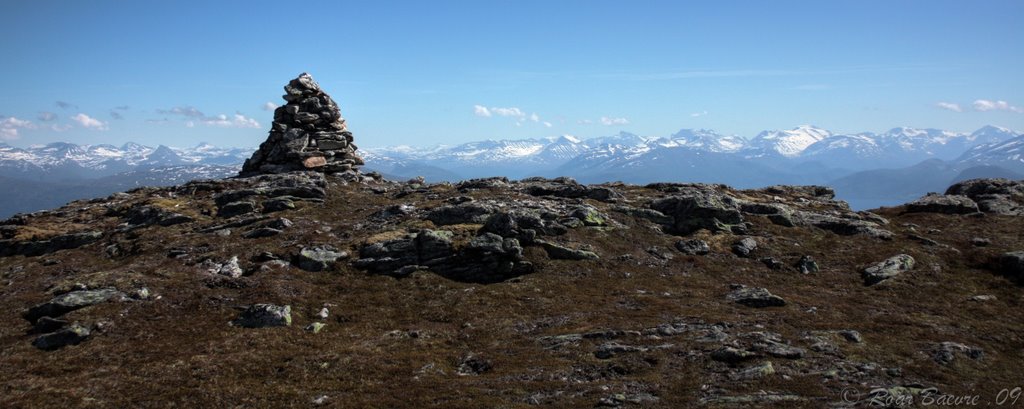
[71,113,108,130]
[110,110,124,120]
[37,111,58,122]
[113,105,130,111]
[158,106,206,118]
[55,100,77,110]
[1,116,35,140]
[158,105,261,128]
[973,99,1023,113]
[490,107,525,118]
[473,105,491,117]
[935,102,963,112]
[543,121,552,128]
[577,119,593,125]
[690,110,708,118]
[599,116,630,126]
[262,102,279,111]
[198,113,260,128]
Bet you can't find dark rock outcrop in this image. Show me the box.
[23,288,122,323]
[944,178,1024,215]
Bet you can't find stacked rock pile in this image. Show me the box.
[240,73,363,176]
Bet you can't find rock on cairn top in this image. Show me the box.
[240,73,364,176]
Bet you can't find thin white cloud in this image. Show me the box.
[201,113,260,128]
[263,102,279,111]
[530,113,540,122]
[577,119,593,125]
[543,121,552,128]
[690,110,708,117]
[50,124,73,132]
[72,113,109,130]
[935,102,963,112]
[158,106,206,118]
[473,105,491,117]
[973,99,1023,113]
[37,111,58,122]
[600,116,630,126]
[490,107,525,118]
[1,116,36,140]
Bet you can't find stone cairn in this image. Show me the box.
[240,73,363,176]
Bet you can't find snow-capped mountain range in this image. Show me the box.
[0,125,1021,217]
[0,142,252,179]
[362,125,1022,179]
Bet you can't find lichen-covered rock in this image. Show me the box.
[862,254,915,285]
[727,286,786,308]
[731,237,757,258]
[999,251,1024,280]
[675,239,710,255]
[795,255,819,274]
[297,246,348,272]
[944,178,1024,215]
[24,288,122,323]
[233,304,292,328]
[536,240,599,260]
[904,193,979,214]
[32,324,91,350]
[650,189,744,235]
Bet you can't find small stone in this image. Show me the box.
[457,354,493,375]
[737,361,775,379]
[218,201,256,218]
[675,239,710,255]
[303,156,327,168]
[970,237,990,247]
[968,295,997,302]
[711,346,758,364]
[838,330,863,343]
[305,322,326,333]
[760,257,783,270]
[727,286,786,308]
[999,251,1024,280]
[233,304,292,328]
[315,307,329,319]
[263,197,296,213]
[731,237,757,258]
[243,227,283,239]
[207,256,243,278]
[537,240,599,260]
[297,246,348,272]
[32,324,90,350]
[795,255,819,274]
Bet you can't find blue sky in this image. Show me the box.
[1,0,1022,148]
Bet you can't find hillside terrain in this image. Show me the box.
[2,74,1022,408]
[0,171,1022,407]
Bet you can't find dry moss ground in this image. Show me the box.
[0,178,1021,408]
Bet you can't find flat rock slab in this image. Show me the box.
[862,254,915,285]
[24,288,121,323]
[727,286,786,308]
[32,324,91,350]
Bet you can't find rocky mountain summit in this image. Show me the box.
[0,76,1022,407]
